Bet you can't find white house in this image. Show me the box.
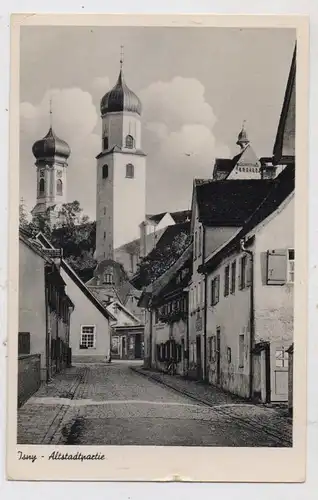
[200,165,295,402]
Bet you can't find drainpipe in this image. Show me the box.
[240,238,255,401]
[44,269,50,383]
[202,226,207,382]
[149,305,153,369]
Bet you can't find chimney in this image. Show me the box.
[260,157,277,180]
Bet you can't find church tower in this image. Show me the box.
[31,103,71,225]
[95,51,147,262]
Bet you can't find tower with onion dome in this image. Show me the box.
[31,103,71,225]
[95,48,147,262]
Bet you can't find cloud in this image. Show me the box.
[140,76,217,131]
[91,76,110,96]
[20,87,99,219]
[20,76,230,220]
[140,77,230,213]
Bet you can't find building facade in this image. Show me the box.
[201,167,294,402]
[19,230,74,383]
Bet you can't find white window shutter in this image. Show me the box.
[267,249,288,285]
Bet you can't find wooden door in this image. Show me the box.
[270,341,290,402]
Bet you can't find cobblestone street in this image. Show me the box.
[18,361,292,447]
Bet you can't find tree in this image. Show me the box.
[19,200,28,229]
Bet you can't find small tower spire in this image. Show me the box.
[236,119,250,150]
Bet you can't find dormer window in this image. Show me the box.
[103,271,114,285]
[102,164,108,179]
[126,163,134,179]
[103,136,109,150]
[125,135,134,149]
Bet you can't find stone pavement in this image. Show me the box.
[17,365,89,444]
[131,366,293,446]
[17,361,292,447]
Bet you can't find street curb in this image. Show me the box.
[131,366,292,447]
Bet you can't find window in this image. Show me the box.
[224,265,230,296]
[102,164,108,179]
[239,255,247,289]
[103,231,106,239]
[103,271,114,284]
[239,334,244,368]
[126,163,134,178]
[103,207,106,215]
[198,282,201,306]
[287,249,295,283]
[227,347,232,364]
[125,135,134,149]
[231,260,236,294]
[39,178,45,195]
[103,136,109,150]
[275,347,289,368]
[56,176,64,196]
[211,276,220,306]
[80,326,96,349]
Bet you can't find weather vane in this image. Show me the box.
[49,97,53,128]
[120,45,124,70]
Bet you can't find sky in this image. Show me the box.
[19,26,296,220]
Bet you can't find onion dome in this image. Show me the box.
[100,69,142,116]
[32,127,71,160]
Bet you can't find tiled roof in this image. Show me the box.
[131,222,191,289]
[196,177,275,226]
[200,165,295,273]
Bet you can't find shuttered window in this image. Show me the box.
[267,249,288,285]
[224,265,230,296]
[211,276,220,306]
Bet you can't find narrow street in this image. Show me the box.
[18,361,292,447]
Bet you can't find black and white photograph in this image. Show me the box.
[7,14,308,482]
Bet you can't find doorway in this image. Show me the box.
[216,328,221,385]
[134,334,142,359]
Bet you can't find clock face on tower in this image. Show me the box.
[57,170,63,178]
[39,170,45,178]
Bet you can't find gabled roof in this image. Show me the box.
[273,45,296,165]
[19,229,53,262]
[145,209,191,225]
[61,260,115,321]
[196,177,274,226]
[200,165,295,273]
[213,144,260,181]
[106,299,141,324]
[131,222,191,289]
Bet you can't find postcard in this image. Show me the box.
[7,13,308,482]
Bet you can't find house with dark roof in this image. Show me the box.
[198,166,295,402]
[19,229,74,405]
[138,244,192,372]
[188,174,278,380]
[196,46,296,403]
